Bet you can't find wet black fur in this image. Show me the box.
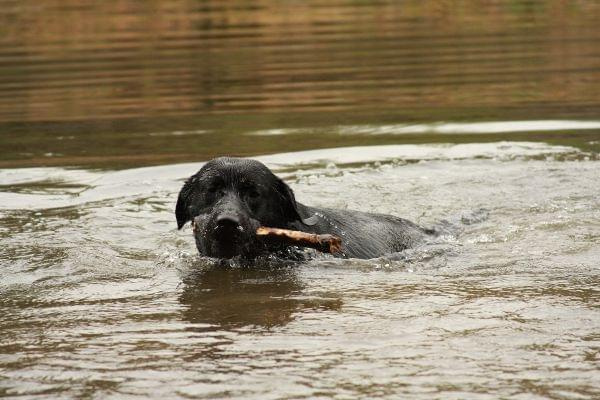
[176,157,430,259]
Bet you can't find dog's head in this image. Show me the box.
[175,157,306,258]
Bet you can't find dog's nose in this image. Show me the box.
[215,215,241,230]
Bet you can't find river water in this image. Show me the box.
[1,1,600,399]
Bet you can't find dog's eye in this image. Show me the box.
[207,182,222,194]
[242,185,259,199]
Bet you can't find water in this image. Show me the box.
[2,0,600,168]
[2,142,599,399]
[1,1,600,399]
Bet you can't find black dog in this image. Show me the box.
[176,157,431,259]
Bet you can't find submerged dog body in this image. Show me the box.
[176,157,430,259]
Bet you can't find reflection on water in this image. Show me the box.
[0,0,599,167]
[249,120,600,136]
[180,264,341,329]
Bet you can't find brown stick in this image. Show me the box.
[256,226,342,254]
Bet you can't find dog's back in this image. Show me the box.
[293,204,429,259]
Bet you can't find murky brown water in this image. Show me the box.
[1,1,600,399]
[1,0,600,168]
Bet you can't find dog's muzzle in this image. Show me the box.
[193,213,258,259]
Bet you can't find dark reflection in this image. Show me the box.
[1,1,599,168]
[179,262,341,329]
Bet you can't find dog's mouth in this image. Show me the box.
[193,218,250,259]
[211,224,244,257]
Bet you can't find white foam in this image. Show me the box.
[0,141,582,210]
[248,120,600,136]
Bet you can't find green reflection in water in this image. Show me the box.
[0,0,598,168]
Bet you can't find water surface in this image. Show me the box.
[2,142,600,399]
[1,0,600,168]
[1,1,600,399]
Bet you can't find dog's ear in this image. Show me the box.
[175,177,194,229]
[274,178,317,226]
[275,178,302,223]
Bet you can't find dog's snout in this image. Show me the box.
[216,215,241,229]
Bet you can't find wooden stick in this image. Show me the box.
[256,226,342,254]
